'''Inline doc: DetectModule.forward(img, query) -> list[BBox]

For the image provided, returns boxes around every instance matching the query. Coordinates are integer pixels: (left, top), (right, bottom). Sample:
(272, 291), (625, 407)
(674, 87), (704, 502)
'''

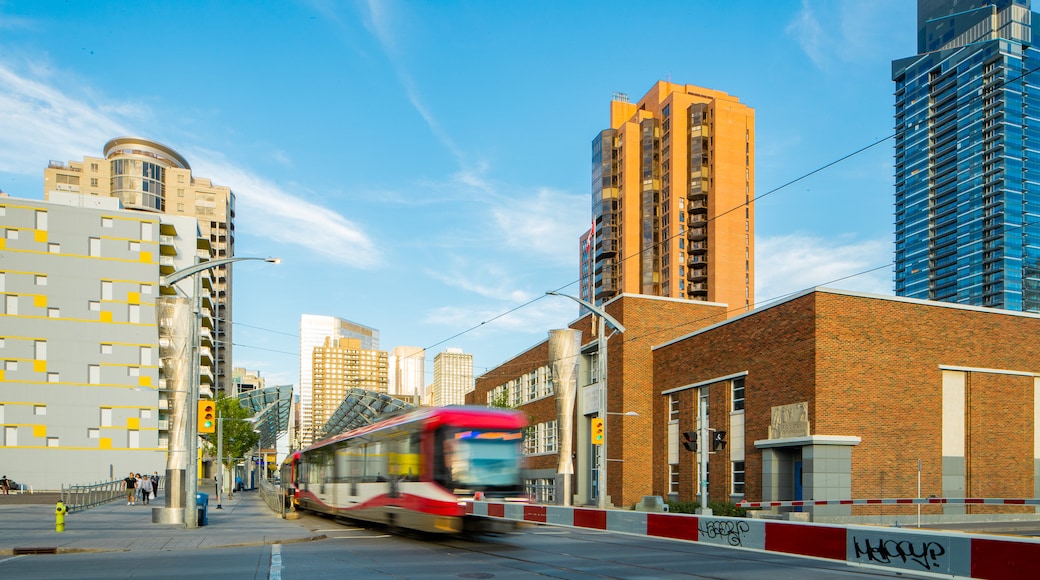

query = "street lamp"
(545, 291), (625, 509)
(156, 256), (279, 528)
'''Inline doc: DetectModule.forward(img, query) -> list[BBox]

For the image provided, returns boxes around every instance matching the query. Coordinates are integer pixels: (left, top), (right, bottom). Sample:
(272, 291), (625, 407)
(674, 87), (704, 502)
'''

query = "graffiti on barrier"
(851, 535), (946, 571)
(698, 520), (751, 547)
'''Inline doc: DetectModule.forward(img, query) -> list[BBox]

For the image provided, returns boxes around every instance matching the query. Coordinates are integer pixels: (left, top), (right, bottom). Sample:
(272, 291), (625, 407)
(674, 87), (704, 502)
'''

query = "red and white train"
(281, 405), (528, 534)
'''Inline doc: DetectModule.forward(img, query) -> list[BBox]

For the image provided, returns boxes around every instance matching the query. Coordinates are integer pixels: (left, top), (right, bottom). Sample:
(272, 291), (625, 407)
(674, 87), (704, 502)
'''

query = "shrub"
(663, 500), (747, 517)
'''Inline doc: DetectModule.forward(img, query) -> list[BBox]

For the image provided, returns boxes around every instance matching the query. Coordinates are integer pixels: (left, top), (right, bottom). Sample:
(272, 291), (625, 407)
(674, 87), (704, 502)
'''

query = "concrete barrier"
(466, 501), (1040, 579)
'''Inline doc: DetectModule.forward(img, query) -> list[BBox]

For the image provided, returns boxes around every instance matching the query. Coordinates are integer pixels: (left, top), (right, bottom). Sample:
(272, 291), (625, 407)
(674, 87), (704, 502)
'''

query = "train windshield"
(440, 428), (523, 489)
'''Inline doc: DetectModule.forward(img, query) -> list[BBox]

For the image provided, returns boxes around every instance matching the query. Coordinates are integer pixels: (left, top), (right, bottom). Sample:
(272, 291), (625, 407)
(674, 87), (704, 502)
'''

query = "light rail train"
(281, 406), (527, 534)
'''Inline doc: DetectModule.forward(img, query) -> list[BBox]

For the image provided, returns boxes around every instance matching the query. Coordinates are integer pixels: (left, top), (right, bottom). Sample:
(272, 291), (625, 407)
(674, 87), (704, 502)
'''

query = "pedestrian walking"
(139, 474), (153, 505)
(124, 472), (137, 505)
(0, 475), (10, 495)
(135, 474), (145, 504)
(151, 472), (159, 501)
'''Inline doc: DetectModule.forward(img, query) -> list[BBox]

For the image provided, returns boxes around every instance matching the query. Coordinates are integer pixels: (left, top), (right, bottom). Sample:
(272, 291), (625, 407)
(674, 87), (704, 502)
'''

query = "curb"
(1, 534), (327, 556)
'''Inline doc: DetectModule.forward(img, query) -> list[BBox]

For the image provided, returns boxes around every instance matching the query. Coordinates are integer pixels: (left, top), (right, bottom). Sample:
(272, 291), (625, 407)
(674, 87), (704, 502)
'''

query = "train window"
(435, 427), (524, 491)
(363, 442), (387, 482)
(387, 431), (420, 481)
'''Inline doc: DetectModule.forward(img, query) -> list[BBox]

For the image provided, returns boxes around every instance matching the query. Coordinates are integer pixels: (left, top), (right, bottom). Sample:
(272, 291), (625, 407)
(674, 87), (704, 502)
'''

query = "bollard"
(55, 500), (68, 532)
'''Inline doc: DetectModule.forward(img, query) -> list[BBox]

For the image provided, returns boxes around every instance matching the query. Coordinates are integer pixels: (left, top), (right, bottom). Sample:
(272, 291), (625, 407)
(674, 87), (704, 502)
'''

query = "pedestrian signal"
(682, 431), (698, 452)
(591, 417), (604, 445)
(198, 400), (216, 433)
(712, 429), (727, 452)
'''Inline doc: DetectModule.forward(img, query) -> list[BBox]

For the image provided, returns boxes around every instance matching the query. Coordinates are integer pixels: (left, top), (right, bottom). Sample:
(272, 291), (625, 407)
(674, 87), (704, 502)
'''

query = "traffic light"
(711, 429), (727, 452)
(591, 417), (604, 445)
(198, 400), (216, 433)
(682, 431), (698, 452)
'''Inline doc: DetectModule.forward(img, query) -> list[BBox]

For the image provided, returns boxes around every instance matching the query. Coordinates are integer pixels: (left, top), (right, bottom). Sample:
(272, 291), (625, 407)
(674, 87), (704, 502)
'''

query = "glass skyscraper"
(893, 0), (1040, 311)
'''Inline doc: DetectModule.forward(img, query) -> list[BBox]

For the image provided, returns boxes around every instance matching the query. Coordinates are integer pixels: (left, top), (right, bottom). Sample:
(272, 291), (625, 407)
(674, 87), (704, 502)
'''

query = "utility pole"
(697, 395), (712, 515)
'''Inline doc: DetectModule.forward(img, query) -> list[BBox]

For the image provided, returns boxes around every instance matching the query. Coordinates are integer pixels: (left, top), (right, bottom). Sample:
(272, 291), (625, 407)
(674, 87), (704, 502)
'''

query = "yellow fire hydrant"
(55, 500), (67, 532)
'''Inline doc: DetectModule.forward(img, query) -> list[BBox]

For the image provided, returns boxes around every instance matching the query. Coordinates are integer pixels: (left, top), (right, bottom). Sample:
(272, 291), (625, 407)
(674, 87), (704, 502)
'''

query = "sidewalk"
(0, 490), (325, 555)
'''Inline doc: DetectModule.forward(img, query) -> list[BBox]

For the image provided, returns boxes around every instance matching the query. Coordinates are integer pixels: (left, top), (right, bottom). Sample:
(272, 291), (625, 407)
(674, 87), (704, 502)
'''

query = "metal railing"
(61, 478), (164, 513)
(257, 477), (294, 519)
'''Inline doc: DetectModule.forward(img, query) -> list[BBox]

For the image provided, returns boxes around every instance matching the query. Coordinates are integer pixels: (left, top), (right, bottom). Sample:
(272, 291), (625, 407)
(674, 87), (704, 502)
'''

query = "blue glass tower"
(893, 0), (1040, 312)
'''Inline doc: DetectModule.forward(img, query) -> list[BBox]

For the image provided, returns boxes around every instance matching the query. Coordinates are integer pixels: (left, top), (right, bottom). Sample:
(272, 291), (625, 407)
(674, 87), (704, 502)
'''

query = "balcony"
(689, 212), (708, 227)
(688, 268), (707, 281)
(159, 255), (176, 275)
(688, 255), (707, 267)
(686, 227), (707, 241)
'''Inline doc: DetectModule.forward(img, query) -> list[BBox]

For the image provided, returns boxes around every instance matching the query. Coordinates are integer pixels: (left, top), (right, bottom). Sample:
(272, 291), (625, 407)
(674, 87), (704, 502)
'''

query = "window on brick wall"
(732, 377), (745, 412)
(732, 461), (745, 495)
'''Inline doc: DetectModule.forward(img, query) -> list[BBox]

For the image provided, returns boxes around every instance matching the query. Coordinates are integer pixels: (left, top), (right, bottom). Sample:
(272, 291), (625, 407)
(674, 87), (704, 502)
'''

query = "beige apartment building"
(43, 137), (237, 395)
(311, 337), (389, 439)
(587, 81), (755, 313)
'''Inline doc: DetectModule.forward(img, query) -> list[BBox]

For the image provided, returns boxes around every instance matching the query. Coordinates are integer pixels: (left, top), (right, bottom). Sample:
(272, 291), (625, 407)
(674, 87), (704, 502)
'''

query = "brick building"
(654, 288), (1040, 521)
(470, 288), (1040, 522)
(468, 294), (729, 508)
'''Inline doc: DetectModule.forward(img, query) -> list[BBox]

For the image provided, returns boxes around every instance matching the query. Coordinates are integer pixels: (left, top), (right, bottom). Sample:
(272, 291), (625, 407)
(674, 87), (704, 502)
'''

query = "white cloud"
(424, 295), (573, 338)
(787, 0), (827, 69)
(787, 0), (907, 70)
(491, 187), (588, 266)
(0, 60), (378, 269)
(191, 155), (381, 269)
(426, 261), (529, 302)
(0, 63), (133, 173)
(755, 233), (893, 303)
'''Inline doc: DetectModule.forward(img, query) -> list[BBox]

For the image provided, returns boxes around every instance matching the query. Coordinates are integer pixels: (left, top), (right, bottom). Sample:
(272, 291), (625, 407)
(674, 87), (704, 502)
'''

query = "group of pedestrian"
(124, 471), (160, 506)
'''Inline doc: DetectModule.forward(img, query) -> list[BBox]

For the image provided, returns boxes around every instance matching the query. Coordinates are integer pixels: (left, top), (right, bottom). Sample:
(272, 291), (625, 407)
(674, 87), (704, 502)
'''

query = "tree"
(488, 389), (514, 409)
(206, 396), (260, 472)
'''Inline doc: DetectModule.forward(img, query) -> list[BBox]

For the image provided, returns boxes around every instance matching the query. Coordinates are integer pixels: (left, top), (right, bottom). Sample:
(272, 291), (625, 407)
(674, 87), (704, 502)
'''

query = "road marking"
(316, 528), (363, 532)
(0, 555), (27, 566)
(269, 543), (282, 580)
(332, 535), (391, 539)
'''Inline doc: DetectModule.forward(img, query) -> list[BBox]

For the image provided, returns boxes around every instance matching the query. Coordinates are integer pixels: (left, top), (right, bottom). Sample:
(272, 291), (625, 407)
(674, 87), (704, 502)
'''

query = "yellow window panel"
(100, 311), (112, 322)
(0, 370), (4, 382)
(128, 291), (140, 305)
(99, 437), (112, 449)
(33, 425), (46, 438)
(0, 239), (5, 250)
(34, 230), (47, 243)
(138, 375), (152, 387)
(127, 417), (140, 429)
(34, 360), (46, 373)
(34, 295), (47, 308)
(139, 251), (153, 263)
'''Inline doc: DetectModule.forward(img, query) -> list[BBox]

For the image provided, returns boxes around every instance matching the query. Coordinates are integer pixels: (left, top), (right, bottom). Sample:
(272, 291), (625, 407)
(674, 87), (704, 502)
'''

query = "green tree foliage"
(210, 396), (260, 469)
(487, 390), (513, 409)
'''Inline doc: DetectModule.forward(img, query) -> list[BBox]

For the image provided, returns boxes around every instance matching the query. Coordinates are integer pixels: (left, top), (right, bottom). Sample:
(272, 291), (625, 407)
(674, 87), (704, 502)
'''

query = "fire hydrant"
(55, 500), (67, 532)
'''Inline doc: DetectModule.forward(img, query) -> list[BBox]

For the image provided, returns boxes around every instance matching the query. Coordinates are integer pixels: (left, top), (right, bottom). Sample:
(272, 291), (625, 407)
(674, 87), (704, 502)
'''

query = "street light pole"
(215, 407), (223, 509)
(545, 292), (625, 509)
(160, 256), (279, 528)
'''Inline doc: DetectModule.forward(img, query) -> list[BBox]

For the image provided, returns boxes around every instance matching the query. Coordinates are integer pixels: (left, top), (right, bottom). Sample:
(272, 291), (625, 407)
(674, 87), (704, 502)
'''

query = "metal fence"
(257, 476), (294, 519)
(61, 478), (163, 513)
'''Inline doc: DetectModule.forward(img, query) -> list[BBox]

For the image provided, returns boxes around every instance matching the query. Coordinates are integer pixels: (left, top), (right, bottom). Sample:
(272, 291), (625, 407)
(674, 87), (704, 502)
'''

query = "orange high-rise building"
(587, 81), (754, 313)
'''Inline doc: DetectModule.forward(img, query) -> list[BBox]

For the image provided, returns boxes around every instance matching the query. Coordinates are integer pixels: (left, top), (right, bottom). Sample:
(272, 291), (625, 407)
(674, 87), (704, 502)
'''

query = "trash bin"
(195, 492), (209, 526)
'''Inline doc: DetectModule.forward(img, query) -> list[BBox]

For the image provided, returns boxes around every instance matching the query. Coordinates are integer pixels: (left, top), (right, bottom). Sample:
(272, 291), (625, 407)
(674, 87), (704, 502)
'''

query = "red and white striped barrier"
(466, 501), (1040, 579)
(738, 497), (1040, 508)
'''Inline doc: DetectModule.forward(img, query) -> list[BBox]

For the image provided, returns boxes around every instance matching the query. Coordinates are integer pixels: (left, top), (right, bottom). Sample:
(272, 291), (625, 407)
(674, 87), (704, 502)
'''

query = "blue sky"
(0, 0), (916, 386)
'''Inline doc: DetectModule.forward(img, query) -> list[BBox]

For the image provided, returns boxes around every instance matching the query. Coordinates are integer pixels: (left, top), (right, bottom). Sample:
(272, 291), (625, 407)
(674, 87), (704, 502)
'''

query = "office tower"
(389, 346), (425, 402)
(310, 337), (389, 439)
(587, 81), (755, 312)
(298, 314), (378, 445)
(893, 1), (1040, 310)
(0, 194), (174, 488)
(43, 137), (238, 393)
(432, 348), (473, 406)
(231, 367), (266, 396)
